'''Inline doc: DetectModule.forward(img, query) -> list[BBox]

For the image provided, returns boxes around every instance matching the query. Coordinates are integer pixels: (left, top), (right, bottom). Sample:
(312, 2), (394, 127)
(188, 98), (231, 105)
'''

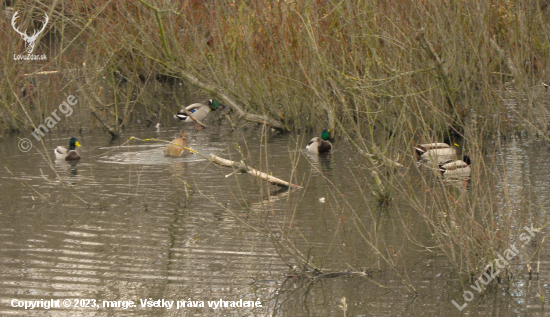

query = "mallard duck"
(163, 132), (188, 156)
(175, 99), (221, 123)
(415, 138), (459, 164)
(306, 129), (332, 154)
(54, 137), (81, 161)
(440, 155), (471, 176)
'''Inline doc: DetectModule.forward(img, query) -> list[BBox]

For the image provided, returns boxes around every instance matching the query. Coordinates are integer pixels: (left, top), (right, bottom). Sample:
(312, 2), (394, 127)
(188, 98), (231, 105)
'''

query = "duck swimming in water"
(415, 138), (459, 164)
(440, 155), (471, 176)
(54, 137), (81, 161)
(306, 129), (332, 154)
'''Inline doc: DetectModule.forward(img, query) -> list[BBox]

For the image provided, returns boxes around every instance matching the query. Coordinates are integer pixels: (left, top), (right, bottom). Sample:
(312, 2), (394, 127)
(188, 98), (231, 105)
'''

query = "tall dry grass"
(2, 0), (549, 293)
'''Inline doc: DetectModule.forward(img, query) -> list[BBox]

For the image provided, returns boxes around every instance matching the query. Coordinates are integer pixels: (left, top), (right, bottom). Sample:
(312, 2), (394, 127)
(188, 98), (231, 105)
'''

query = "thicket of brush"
(2, 0), (549, 296)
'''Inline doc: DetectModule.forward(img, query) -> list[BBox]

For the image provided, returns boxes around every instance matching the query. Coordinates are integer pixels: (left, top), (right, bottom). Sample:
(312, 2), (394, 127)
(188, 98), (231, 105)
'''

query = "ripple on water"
(96, 144), (223, 165)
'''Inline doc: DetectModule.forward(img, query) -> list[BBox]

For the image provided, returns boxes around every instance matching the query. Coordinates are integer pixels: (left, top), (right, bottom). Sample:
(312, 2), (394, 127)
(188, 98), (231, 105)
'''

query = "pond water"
(0, 120), (549, 316)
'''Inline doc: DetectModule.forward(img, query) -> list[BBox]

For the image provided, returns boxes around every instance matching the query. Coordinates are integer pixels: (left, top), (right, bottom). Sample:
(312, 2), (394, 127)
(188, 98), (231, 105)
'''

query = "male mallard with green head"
(163, 132), (188, 157)
(54, 137), (81, 161)
(306, 129), (332, 154)
(175, 99), (221, 124)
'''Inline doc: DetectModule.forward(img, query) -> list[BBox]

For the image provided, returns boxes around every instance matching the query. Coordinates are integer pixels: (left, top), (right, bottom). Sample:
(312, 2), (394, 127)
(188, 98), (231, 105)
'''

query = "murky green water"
(1, 120), (549, 316)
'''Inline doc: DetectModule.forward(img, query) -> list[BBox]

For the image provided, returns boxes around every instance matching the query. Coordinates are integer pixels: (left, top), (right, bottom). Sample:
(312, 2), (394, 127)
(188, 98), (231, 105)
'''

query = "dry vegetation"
(2, 0), (550, 295)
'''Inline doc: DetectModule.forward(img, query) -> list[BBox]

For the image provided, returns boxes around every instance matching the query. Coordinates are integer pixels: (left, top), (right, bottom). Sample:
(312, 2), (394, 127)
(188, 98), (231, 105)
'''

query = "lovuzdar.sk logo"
(12, 11), (48, 60)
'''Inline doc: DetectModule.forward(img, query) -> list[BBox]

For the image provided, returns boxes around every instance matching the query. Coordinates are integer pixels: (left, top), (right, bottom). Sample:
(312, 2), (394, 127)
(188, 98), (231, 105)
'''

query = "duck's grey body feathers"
(54, 137), (81, 161)
(54, 146), (80, 161)
(416, 143), (456, 164)
(440, 157), (471, 178)
(175, 99), (219, 123)
(415, 143), (450, 155)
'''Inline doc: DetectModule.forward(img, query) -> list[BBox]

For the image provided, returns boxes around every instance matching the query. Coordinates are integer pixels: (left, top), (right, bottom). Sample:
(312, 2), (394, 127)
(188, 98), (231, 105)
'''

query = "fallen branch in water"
(210, 154), (301, 188)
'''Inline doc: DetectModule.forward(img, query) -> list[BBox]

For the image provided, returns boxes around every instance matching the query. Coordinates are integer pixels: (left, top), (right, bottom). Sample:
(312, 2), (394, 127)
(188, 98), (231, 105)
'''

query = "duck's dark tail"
(414, 146), (426, 158)
(463, 154), (471, 166)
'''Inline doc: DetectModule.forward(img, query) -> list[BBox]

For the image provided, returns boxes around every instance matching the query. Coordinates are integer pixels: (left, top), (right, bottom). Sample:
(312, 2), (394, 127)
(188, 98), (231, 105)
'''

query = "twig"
(91, 110), (119, 138)
(489, 37), (520, 78)
(416, 28), (455, 111)
(137, 0), (172, 59)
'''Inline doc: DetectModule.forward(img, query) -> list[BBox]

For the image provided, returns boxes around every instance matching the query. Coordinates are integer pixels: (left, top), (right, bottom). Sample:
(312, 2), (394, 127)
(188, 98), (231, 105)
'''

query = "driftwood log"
(210, 154), (301, 188)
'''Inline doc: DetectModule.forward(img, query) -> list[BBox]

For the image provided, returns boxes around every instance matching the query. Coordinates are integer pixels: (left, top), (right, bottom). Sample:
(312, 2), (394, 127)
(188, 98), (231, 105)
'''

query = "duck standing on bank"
(54, 137), (81, 161)
(175, 99), (222, 128)
(306, 129), (333, 154)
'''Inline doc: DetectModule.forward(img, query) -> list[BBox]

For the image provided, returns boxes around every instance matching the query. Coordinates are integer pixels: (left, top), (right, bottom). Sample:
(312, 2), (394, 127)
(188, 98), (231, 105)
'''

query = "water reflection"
(304, 151), (332, 175)
(54, 160), (81, 185)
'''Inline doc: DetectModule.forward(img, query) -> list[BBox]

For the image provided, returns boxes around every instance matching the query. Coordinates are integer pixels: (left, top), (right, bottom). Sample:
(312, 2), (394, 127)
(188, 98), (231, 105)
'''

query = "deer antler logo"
(12, 11), (49, 54)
